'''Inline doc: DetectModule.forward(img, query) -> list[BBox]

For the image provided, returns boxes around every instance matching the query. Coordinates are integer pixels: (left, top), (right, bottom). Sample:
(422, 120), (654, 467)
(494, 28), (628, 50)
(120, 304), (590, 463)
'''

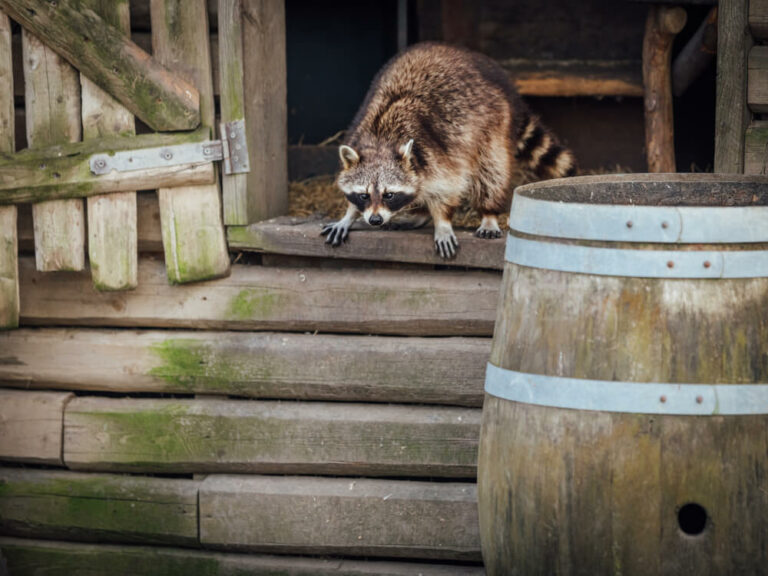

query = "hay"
(288, 165), (633, 230)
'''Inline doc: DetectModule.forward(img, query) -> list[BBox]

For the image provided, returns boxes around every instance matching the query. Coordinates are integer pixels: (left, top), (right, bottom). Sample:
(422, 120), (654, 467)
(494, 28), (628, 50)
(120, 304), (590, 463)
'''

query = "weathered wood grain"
(750, 0), (768, 40)
(0, 389), (72, 465)
(22, 29), (85, 272)
(0, 10), (16, 329)
(748, 46), (768, 114)
(63, 397), (480, 476)
(200, 475), (481, 561)
(241, 0), (289, 221)
(81, 0), (137, 292)
(17, 256), (500, 336)
(715, 0), (752, 173)
(0, 468), (198, 545)
(0, 0), (201, 131)
(130, 0), (218, 31)
(0, 538), (485, 576)
(0, 128), (215, 205)
(0, 329), (489, 406)
(152, 0), (230, 284)
(228, 216), (506, 270)
(744, 121), (768, 175)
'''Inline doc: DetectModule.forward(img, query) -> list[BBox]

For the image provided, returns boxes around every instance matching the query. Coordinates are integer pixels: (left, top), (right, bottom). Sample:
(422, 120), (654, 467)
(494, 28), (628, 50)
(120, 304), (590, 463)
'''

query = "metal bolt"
(696, 395), (704, 404)
(95, 158), (107, 169)
(626, 221), (633, 228)
(161, 150), (173, 160)
(667, 261), (674, 268)
(203, 147), (212, 155)
(703, 261), (711, 269)
(660, 395), (667, 403)
(661, 221), (669, 229)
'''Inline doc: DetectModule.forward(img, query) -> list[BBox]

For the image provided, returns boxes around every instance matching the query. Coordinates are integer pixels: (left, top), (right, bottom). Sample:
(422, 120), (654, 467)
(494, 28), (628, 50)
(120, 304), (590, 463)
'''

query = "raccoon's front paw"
(321, 220), (351, 247)
(475, 216), (502, 239)
(434, 229), (459, 259)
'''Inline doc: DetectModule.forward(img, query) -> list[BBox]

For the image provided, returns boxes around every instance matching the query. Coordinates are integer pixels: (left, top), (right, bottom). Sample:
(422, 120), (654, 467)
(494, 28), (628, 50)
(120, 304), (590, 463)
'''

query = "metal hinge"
(89, 119), (250, 176)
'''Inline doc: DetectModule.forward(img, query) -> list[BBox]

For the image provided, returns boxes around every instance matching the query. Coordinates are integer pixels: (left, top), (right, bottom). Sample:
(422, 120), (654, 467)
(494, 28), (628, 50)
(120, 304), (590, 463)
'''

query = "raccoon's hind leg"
(476, 214), (502, 238)
(471, 160), (509, 240)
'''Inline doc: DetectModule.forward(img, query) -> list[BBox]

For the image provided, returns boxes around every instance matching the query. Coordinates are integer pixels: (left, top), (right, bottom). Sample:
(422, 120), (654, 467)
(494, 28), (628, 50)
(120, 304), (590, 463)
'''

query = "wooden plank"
(0, 0), (201, 131)
(0, 329), (489, 406)
(228, 216), (506, 270)
(241, 0), (289, 221)
(750, 0), (768, 40)
(0, 468), (198, 545)
(200, 475), (480, 561)
(152, 0), (230, 284)
(715, 0), (752, 173)
(0, 128), (215, 205)
(744, 121), (768, 175)
(0, 9), (16, 329)
(22, 29), (85, 271)
(218, 0), (249, 224)
(0, 389), (72, 465)
(0, 538), (485, 576)
(17, 256), (500, 336)
(129, 0), (218, 31)
(748, 46), (768, 114)
(63, 397), (480, 476)
(81, 0), (137, 292)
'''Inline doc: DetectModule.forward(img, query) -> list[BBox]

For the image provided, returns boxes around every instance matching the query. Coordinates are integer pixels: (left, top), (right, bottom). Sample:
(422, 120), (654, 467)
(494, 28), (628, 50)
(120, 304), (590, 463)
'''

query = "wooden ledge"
(227, 216), (506, 270)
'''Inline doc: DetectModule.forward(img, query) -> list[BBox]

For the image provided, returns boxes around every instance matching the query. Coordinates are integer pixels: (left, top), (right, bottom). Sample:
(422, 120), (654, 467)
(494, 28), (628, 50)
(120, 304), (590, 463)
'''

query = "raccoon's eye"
(382, 192), (394, 200)
(358, 193), (370, 201)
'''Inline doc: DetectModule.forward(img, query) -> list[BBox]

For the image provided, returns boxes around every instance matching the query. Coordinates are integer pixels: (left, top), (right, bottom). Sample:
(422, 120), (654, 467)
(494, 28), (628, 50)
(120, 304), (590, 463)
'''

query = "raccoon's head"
(336, 140), (419, 226)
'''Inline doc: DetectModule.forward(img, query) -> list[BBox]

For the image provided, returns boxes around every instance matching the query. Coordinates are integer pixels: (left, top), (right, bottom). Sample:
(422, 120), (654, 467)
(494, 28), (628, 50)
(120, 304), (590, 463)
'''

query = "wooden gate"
(0, 0), (287, 329)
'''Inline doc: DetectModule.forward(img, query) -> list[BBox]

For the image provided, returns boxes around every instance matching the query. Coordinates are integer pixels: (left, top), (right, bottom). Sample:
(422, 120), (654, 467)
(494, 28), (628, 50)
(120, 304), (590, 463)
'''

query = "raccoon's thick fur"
(321, 42), (577, 258)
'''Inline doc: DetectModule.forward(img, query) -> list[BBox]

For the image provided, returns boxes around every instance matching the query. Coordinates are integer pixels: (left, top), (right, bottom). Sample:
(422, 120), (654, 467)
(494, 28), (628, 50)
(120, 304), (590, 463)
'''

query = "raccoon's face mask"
(336, 141), (418, 226)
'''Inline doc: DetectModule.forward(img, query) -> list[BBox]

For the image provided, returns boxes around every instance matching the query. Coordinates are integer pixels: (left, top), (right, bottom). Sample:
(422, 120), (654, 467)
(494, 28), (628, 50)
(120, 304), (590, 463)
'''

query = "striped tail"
(515, 115), (577, 179)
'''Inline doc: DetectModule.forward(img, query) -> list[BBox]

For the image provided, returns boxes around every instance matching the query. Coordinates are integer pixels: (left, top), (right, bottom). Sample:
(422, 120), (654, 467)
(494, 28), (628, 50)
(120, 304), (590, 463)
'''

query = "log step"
(0, 328), (489, 407)
(0, 537), (485, 575)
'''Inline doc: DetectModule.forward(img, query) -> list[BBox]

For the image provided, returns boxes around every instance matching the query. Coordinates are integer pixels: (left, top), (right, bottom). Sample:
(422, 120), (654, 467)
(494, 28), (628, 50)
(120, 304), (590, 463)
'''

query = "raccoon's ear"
(339, 145), (360, 170)
(398, 139), (415, 163)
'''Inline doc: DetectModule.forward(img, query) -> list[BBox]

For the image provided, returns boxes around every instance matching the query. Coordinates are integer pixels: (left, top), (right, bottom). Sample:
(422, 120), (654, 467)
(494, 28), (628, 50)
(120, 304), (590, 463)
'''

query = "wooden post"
(672, 7), (717, 97)
(716, 0), (752, 173)
(242, 0), (288, 221)
(82, 0), (137, 291)
(642, 5), (687, 173)
(23, 29), (85, 271)
(151, 0), (230, 284)
(0, 9), (17, 328)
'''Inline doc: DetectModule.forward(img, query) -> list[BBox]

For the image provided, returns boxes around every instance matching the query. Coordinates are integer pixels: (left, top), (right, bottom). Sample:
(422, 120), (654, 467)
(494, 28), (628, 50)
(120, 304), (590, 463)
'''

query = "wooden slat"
(0, 9), (16, 329)
(748, 46), (768, 114)
(22, 29), (85, 272)
(715, 0), (752, 173)
(0, 329), (489, 407)
(17, 257), (500, 336)
(63, 397), (480, 476)
(152, 0), (230, 284)
(82, 0), (137, 292)
(0, 538), (485, 576)
(0, 389), (72, 465)
(129, 0), (218, 31)
(200, 475), (481, 561)
(745, 121), (768, 175)
(750, 0), (768, 40)
(0, 0), (201, 131)
(218, 0), (249, 224)
(0, 128), (215, 206)
(0, 468), (198, 545)
(228, 216), (506, 270)
(241, 0), (289, 221)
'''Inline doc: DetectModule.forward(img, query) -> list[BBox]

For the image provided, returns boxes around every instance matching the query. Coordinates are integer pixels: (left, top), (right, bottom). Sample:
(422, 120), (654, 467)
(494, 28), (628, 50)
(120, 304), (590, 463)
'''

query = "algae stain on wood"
(226, 288), (281, 320)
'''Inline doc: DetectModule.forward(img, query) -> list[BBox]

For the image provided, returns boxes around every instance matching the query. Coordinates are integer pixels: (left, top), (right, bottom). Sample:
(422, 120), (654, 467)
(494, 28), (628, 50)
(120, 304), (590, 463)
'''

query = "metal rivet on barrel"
(667, 261), (675, 268)
(660, 395), (667, 403)
(161, 150), (173, 160)
(626, 221), (633, 228)
(661, 221), (669, 229)
(696, 395), (703, 404)
(703, 261), (711, 269)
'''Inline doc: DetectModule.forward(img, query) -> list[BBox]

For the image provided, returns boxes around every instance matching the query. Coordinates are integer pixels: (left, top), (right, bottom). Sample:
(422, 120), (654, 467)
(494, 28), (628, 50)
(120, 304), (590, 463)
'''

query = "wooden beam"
(241, 0), (289, 221)
(642, 5), (687, 172)
(0, 537), (486, 575)
(0, 9), (17, 329)
(63, 397), (480, 477)
(228, 216), (506, 270)
(743, 121), (768, 175)
(0, 0), (201, 131)
(750, 0), (768, 40)
(199, 475), (481, 561)
(0, 128), (214, 205)
(0, 468), (199, 545)
(672, 7), (717, 97)
(0, 328), (489, 407)
(152, 0), (230, 284)
(715, 0), (752, 173)
(129, 0), (218, 31)
(82, 0), (137, 292)
(23, 28), (85, 271)
(0, 389), (72, 465)
(748, 46), (768, 113)
(17, 256), (500, 336)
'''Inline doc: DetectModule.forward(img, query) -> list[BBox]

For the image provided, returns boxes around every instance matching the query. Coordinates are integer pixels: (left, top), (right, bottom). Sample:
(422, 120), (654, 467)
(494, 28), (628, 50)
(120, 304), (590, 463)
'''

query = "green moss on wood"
(227, 288), (282, 320)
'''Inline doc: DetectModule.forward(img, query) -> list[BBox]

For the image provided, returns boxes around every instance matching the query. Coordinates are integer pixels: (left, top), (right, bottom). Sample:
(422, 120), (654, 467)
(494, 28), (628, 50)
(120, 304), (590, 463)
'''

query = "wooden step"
(0, 328), (489, 407)
(0, 537), (485, 576)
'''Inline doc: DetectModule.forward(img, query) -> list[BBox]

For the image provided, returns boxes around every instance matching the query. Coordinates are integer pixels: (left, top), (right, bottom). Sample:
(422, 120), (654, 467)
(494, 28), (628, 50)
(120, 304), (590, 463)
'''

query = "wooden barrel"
(478, 174), (768, 576)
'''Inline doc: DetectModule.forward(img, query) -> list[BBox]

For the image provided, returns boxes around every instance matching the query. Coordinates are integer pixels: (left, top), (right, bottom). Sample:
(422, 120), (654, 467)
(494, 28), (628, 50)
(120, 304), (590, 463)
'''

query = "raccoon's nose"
(369, 214), (383, 226)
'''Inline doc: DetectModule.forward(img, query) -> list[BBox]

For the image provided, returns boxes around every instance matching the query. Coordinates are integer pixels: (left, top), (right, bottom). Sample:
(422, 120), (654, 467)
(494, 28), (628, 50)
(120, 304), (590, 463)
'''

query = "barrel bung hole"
(678, 503), (708, 536)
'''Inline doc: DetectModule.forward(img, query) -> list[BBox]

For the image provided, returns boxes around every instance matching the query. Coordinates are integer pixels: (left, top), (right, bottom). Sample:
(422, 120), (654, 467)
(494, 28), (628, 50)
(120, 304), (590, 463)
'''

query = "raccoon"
(321, 42), (577, 258)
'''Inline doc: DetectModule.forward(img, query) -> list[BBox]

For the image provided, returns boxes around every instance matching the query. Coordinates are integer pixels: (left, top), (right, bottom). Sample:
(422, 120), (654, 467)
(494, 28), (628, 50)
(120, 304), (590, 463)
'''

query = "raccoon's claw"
(434, 231), (459, 259)
(475, 226), (502, 239)
(321, 221), (350, 247)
